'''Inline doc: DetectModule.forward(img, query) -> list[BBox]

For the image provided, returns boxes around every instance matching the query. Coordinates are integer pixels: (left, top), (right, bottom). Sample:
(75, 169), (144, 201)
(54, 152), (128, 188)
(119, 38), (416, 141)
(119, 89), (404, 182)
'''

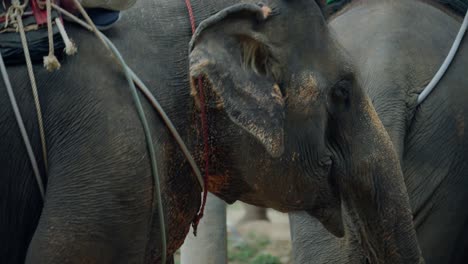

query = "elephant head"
(189, 1), (422, 261)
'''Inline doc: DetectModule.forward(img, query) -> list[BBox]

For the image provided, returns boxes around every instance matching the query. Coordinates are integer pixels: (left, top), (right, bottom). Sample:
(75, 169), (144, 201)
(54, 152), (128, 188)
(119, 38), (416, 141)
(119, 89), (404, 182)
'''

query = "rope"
(0, 50), (45, 200)
(51, 3), (92, 30)
(71, 0), (110, 49)
(43, 0), (60, 71)
(417, 9), (468, 104)
(55, 17), (77, 55)
(184, 0), (209, 236)
(4, 0), (28, 28)
(11, 0), (49, 176)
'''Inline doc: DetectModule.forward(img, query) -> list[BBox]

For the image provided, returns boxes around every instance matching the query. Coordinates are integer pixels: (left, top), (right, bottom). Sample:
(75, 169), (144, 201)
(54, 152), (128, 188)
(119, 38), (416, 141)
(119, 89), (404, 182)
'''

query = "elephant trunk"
(336, 95), (423, 263)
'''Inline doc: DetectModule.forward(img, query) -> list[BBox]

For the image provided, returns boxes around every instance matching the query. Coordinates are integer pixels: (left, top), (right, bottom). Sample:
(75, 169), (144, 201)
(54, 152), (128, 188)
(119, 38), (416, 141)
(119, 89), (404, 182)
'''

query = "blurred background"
(174, 200), (292, 264)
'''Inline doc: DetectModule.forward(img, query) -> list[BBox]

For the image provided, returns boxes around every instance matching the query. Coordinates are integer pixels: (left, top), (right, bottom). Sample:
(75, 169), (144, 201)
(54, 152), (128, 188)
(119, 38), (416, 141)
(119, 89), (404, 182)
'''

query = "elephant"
(290, 0), (468, 263)
(1, 0), (421, 263)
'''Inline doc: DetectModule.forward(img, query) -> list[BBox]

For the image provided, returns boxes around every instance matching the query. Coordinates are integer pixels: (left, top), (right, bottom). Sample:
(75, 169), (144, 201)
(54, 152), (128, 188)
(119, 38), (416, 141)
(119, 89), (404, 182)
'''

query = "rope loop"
(5, 0), (28, 28)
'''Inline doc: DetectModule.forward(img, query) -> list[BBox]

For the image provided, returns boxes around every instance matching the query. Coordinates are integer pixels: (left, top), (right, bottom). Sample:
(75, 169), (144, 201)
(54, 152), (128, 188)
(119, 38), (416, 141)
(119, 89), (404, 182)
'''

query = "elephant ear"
(189, 3), (285, 157)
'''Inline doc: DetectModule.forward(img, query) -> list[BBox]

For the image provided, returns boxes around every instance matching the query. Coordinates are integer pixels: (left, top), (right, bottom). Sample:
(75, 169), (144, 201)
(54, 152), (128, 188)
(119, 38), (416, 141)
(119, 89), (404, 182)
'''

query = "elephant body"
(1, 1), (242, 263)
(290, 0), (468, 263)
(1, 3), (200, 262)
(4, 0), (402, 263)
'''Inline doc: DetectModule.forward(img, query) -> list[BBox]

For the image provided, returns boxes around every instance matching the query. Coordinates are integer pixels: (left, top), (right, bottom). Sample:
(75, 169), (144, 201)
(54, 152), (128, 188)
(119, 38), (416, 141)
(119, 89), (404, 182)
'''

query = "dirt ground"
(175, 202), (292, 264)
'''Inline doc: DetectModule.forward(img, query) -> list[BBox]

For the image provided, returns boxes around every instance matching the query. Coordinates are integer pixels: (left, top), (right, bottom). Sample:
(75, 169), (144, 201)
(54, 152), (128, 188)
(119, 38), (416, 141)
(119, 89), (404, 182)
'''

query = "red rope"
(185, 0), (197, 34)
(185, 0), (209, 236)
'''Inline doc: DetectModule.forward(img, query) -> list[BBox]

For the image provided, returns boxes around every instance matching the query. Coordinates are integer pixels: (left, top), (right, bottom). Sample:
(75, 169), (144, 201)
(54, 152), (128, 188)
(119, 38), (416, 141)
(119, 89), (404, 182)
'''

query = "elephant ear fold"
(189, 3), (285, 157)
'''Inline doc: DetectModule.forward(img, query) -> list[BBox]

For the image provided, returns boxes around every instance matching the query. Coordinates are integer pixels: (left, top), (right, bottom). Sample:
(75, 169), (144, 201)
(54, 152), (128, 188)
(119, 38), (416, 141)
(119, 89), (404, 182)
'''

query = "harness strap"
(417, 9), (468, 104)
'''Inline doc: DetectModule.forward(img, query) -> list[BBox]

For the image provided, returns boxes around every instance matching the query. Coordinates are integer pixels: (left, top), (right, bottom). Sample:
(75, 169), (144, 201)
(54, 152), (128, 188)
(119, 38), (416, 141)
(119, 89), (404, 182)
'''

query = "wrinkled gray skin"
(0, 0), (422, 263)
(290, 0), (468, 263)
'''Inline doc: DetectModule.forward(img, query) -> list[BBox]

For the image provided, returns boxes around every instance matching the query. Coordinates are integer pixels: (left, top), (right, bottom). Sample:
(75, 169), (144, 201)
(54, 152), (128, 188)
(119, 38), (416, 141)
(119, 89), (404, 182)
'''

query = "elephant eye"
(332, 78), (352, 101)
(330, 74), (354, 111)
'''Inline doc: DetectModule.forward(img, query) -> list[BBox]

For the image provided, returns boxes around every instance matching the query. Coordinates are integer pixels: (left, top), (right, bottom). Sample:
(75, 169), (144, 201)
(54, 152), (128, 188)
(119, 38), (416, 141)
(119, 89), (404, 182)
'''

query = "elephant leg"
(25, 130), (155, 263)
(238, 204), (269, 224)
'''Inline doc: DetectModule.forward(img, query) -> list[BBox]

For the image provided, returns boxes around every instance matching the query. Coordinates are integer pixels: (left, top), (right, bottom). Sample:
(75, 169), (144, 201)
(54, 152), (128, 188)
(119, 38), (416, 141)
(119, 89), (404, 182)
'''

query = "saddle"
(0, 0), (64, 65)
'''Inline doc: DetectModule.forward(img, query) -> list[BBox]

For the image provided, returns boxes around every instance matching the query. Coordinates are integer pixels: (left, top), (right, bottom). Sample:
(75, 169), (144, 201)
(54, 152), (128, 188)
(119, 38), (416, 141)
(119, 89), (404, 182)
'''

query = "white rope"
(417, 9), (468, 105)
(43, 0), (60, 71)
(55, 17), (77, 55)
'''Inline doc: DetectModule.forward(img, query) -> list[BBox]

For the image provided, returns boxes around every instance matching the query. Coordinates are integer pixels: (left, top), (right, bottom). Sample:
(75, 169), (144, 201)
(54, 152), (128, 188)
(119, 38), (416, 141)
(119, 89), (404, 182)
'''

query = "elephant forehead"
(291, 73), (319, 102)
(287, 73), (320, 115)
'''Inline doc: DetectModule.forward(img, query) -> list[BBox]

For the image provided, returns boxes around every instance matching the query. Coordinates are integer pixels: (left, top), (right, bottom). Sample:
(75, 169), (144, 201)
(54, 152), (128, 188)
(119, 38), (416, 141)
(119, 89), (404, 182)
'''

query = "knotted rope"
(43, 0), (60, 70)
(55, 16), (77, 55)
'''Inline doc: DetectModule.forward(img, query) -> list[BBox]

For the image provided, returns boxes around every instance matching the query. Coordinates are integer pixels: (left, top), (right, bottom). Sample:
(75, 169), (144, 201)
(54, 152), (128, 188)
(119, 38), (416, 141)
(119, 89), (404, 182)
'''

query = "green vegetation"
(227, 233), (284, 264)
(252, 254), (282, 264)
(228, 242), (258, 262)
